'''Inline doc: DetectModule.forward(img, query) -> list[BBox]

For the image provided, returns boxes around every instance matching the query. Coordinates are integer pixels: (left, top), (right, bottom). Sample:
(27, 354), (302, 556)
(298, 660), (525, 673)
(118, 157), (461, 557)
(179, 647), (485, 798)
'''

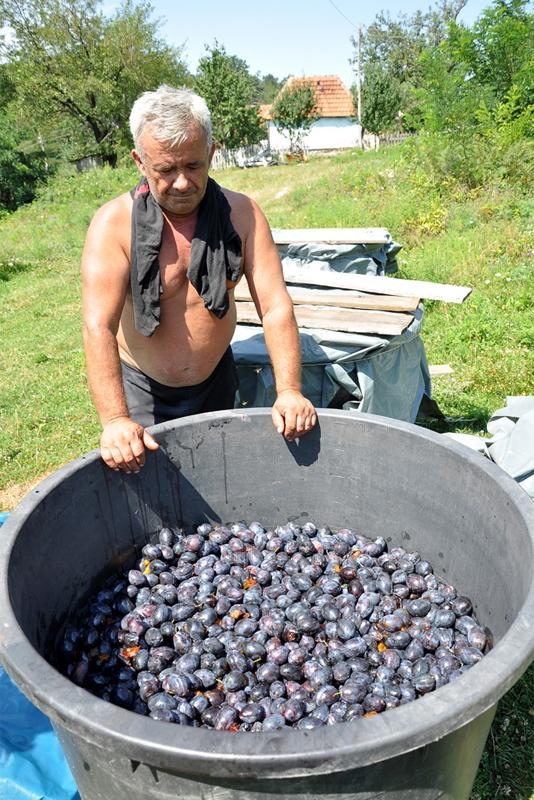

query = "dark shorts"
(120, 347), (239, 428)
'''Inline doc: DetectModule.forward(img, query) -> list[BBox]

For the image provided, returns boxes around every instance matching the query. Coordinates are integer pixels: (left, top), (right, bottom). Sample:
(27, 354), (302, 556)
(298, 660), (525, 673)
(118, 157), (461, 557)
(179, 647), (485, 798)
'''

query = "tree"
(358, 63), (403, 135)
(353, 1), (468, 127)
(413, 0), (533, 133)
(358, 2), (466, 80)
(0, 58), (48, 212)
(468, 0), (533, 107)
(254, 73), (285, 104)
(0, 63), (15, 108)
(270, 80), (318, 156)
(401, 0), (534, 190)
(0, 0), (189, 165)
(194, 42), (264, 150)
(0, 111), (48, 211)
(414, 35), (484, 133)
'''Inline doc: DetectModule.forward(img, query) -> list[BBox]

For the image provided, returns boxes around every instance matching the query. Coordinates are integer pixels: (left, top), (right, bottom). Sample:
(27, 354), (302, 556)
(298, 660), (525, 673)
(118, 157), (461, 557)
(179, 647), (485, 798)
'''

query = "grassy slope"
(0, 146), (532, 798)
(0, 164), (133, 502)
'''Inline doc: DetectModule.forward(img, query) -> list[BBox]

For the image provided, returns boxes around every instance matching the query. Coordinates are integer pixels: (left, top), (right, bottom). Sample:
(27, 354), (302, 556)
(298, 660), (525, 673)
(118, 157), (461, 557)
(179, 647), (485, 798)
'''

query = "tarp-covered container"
(275, 235), (401, 276)
(232, 235), (431, 422)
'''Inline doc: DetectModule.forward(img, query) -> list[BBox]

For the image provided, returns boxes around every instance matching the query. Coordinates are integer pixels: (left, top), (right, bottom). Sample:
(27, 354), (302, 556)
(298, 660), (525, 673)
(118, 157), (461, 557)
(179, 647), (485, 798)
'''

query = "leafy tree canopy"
(194, 42), (264, 150)
(469, 0), (534, 106)
(356, 1), (467, 86)
(0, 109), (48, 211)
(355, 0), (533, 133)
(352, 1), (468, 130)
(358, 64), (403, 135)
(412, 0), (533, 132)
(0, 63), (15, 108)
(0, 0), (189, 164)
(271, 80), (318, 155)
(253, 73), (286, 104)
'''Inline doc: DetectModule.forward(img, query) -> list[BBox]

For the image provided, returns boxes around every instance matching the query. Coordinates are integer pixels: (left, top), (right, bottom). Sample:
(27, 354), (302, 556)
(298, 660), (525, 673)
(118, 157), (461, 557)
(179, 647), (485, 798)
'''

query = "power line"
(325, 0), (358, 30)
(325, 0), (363, 134)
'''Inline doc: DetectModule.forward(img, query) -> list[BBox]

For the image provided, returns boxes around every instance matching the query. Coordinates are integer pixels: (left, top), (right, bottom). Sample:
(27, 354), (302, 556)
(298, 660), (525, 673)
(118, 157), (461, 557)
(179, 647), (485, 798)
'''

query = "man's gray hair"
(129, 85), (212, 153)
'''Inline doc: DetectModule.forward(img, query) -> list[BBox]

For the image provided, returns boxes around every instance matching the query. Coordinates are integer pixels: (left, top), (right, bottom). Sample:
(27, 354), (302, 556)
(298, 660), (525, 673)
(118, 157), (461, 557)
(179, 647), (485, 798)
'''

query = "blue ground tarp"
(0, 514), (79, 800)
(0, 665), (79, 800)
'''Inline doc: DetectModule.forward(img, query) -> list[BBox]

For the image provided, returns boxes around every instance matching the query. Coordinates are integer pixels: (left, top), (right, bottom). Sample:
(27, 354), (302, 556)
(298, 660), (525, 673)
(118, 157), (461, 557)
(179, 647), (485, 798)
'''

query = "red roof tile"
(261, 75), (355, 120)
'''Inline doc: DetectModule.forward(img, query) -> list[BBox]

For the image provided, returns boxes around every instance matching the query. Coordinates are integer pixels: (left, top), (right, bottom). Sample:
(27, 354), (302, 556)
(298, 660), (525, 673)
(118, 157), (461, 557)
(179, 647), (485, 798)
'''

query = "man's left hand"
(272, 390), (317, 441)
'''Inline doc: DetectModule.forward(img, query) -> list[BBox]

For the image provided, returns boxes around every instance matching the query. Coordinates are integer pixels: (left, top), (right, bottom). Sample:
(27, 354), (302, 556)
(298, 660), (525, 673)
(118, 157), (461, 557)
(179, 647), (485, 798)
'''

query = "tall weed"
(402, 112), (534, 195)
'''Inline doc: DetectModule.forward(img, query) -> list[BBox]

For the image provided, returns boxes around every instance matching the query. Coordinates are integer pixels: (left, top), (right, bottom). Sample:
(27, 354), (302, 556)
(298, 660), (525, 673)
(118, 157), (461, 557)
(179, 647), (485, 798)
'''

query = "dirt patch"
(0, 473), (51, 512)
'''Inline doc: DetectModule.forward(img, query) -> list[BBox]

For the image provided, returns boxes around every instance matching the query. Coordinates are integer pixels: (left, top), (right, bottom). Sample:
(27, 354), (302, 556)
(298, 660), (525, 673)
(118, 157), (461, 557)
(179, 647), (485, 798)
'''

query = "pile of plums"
(60, 521), (491, 731)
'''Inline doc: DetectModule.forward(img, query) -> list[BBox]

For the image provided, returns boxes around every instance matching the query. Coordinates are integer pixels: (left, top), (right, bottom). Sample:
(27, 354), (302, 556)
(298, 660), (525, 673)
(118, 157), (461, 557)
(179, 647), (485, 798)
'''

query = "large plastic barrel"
(1, 410), (533, 800)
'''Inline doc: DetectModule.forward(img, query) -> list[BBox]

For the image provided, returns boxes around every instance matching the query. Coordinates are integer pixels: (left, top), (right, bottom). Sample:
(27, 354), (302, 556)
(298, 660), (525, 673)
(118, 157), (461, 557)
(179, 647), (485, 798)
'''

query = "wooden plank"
(236, 301), (414, 336)
(234, 281), (420, 312)
(283, 265), (472, 304)
(429, 364), (454, 377)
(273, 227), (390, 245)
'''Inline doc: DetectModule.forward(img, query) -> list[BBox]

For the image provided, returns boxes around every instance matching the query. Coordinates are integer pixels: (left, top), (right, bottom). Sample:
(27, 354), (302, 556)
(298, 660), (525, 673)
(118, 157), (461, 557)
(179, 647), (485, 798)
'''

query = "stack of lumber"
(235, 228), (472, 337)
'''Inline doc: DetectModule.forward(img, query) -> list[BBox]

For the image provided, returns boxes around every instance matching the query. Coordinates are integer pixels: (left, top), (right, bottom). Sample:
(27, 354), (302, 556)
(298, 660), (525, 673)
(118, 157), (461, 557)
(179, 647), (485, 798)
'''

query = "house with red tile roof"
(261, 75), (362, 152)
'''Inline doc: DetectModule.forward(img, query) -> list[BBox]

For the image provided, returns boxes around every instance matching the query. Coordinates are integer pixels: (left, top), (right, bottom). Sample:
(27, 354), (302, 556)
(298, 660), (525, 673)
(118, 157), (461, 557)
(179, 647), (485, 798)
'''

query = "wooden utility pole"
(357, 26), (363, 122)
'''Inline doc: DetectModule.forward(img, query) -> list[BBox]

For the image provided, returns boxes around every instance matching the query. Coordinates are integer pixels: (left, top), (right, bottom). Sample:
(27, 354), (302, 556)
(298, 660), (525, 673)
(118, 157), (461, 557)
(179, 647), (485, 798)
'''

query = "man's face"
(132, 125), (215, 216)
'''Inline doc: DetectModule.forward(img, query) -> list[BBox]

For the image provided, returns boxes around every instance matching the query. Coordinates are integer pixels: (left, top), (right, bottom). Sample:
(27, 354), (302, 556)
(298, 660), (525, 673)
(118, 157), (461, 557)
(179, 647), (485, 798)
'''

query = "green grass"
(0, 144), (533, 798)
(472, 664), (534, 800)
(0, 162), (137, 492)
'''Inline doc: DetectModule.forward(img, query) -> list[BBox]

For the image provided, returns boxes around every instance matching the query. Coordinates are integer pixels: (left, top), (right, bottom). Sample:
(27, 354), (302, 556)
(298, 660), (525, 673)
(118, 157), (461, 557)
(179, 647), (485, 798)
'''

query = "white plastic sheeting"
(445, 397), (534, 499)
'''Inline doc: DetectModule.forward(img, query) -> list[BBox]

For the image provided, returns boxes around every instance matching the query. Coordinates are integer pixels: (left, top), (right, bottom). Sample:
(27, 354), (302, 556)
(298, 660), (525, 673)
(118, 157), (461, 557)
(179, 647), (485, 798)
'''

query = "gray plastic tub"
(1, 409), (533, 800)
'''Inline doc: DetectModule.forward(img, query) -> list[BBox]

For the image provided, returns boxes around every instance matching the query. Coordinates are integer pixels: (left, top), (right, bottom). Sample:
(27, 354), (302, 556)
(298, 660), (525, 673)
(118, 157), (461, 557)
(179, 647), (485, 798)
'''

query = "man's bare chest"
(158, 218), (195, 299)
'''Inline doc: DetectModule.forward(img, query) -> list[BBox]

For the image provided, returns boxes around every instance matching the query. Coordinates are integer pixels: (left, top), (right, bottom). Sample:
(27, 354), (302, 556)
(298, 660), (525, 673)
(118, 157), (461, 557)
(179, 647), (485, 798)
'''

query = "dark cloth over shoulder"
(130, 177), (242, 336)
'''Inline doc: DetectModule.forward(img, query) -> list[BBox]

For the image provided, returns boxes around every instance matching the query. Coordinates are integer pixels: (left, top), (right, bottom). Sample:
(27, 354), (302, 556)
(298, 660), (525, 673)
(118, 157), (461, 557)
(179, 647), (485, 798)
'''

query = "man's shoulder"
(217, 185), (275, 260)
(220, 186), (254, 213)
(219, 186), (267, 233)
(84, 192), (133, 260)
(91, 191), (132, 230)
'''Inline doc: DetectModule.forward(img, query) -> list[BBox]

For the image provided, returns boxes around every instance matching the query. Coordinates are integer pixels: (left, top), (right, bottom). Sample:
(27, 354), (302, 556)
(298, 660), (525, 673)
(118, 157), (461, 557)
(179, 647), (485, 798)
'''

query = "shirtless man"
(82, 85), (317, 474)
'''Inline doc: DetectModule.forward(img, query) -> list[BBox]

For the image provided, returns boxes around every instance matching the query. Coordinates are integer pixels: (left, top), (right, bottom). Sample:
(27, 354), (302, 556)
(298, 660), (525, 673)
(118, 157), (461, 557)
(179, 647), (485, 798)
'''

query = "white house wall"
(268, 118), (362, 151)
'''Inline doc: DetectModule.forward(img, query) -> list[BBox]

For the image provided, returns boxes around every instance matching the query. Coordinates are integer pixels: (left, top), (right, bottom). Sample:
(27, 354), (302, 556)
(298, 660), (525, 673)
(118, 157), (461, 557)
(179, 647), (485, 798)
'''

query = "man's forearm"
(261, 306), (302, 393)
(83, 326), (129, 427)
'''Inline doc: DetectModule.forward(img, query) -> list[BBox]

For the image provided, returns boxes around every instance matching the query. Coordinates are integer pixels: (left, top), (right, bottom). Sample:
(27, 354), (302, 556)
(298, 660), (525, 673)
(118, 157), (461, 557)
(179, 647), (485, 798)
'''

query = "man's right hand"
(100, 417), (159, 473)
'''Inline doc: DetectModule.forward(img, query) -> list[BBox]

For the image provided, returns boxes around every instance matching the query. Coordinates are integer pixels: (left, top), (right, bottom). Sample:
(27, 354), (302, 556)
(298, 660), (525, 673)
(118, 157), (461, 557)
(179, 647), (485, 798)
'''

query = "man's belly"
(118, 301), (237, 387)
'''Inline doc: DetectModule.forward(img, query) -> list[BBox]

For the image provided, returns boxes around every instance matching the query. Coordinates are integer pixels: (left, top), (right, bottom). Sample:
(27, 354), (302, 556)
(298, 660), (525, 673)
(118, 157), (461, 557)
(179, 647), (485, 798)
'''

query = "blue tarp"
(0, 514), (79, 800)
(0, 664), (79, 800)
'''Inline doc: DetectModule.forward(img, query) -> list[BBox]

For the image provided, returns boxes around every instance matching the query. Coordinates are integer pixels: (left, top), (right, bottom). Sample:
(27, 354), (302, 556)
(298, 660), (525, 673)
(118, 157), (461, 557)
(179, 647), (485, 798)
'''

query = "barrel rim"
(1, 409), (533, 778)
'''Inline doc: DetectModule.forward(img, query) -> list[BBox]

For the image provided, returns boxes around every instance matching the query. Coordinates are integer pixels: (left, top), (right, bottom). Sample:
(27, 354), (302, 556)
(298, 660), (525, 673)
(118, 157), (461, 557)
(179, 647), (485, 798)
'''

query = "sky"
(146, 0), (494, 88)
